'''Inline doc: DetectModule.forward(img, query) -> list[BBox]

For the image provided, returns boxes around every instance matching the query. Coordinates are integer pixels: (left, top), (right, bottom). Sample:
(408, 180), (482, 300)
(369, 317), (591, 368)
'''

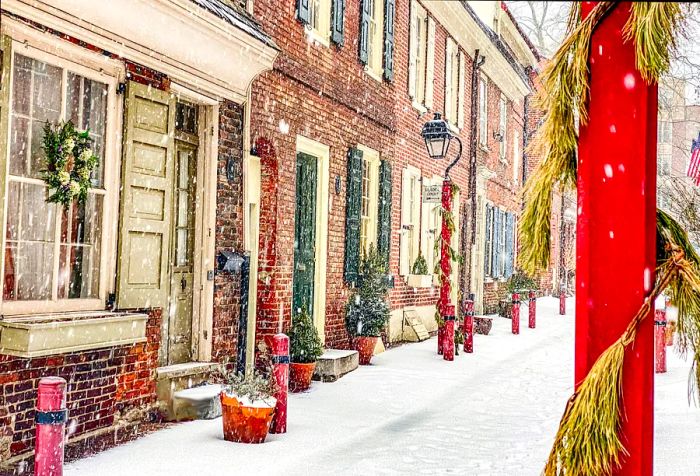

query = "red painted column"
(511, 293), (520, 335)
(437, 327), (444, 355)
(438, 179), (454, 361)
(654, 310), (667, 374)
(463, 299), (474, 353)
(576, 3), (656, 474)
(559, 289), (566, 315)
(35, 377), (67, 476)
(528, 290), (536, 329)
(269, 333), (289, 434)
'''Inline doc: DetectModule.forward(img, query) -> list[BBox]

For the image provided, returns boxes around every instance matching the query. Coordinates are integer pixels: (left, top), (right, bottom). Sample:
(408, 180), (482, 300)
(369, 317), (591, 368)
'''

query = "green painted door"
(292, 152), (317, 316)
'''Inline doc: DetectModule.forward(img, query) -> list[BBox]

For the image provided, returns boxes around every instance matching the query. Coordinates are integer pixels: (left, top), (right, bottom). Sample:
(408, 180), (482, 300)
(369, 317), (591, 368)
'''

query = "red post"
(437, 179), (454, 361)
(559, 289), (566, 315)
(269, 333), (289, 434)
(437, 327), (444, 355)
(463, 299), (474, 353)
(511, 293), (520, 335)
(35, 377), (67, 476)
(576, 3), (656, 473)
(654, 310), (667, 374)
(528, 290), (536, 329)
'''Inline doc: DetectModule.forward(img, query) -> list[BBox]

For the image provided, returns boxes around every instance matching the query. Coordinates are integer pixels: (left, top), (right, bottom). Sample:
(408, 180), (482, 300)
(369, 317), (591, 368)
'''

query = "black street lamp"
(420, 112), (463, 178)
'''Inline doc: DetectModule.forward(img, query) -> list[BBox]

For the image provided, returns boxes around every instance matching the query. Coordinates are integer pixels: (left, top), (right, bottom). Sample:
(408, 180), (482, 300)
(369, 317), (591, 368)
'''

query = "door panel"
(292, 152), (317, 316)
(117, 81), (175, 309)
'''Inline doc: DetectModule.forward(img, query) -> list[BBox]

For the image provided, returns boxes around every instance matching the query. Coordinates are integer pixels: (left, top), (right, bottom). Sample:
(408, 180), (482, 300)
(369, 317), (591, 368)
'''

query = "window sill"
(364, 66), (384, 83)
(479, 144), (489, 153)
(0, 311), (148, 357)
(447, 122), (460, 135)
(411, 101), (428, 115)
(305, 27), (330, 47)
(407, 274), (433, 288)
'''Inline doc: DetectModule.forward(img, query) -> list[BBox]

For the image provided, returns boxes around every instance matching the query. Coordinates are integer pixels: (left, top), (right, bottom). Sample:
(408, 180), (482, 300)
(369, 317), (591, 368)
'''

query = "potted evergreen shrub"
(219, 369), (277, 444)
(407, 251), (433, 288)
(288, 307), (324, 393)
(346, 244), (390, 365)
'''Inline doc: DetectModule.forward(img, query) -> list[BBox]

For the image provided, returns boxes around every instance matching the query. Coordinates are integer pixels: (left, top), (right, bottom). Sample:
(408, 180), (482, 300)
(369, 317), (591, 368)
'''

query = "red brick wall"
(0, 309), (161, 466)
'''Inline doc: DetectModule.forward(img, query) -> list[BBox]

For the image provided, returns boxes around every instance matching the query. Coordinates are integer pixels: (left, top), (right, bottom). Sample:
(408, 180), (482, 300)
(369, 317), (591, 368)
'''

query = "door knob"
(181, 277), (187, 291)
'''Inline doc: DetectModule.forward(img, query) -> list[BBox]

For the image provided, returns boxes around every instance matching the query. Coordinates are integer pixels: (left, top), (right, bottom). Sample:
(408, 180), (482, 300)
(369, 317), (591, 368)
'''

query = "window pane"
(176, 228), (189, 266)
(57, 194), (102, 299)
(9, 116), (29, 176)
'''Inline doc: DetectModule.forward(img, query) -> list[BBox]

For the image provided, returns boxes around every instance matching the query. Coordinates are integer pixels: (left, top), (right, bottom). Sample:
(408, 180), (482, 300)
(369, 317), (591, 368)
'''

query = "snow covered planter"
(219, 370), (277, 444)
(345, 245), (390, 365)
(288, 307), (323, 393)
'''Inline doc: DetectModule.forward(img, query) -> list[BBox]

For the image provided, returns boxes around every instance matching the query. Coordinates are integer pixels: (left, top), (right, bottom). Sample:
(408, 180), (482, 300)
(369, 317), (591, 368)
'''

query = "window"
(400, 166), (421, 274)
(479, 77), (488, 147)
(513, 132), (520, 183)
(410, 2), (428, 105)
(444, 39), (462, 127)
(367, 0), (385, 77)
(307, 0), (332, 44)
(421, 176), (441, 274)
(499, 96), (507, 160)
(358, 146), (380, 254)
(658, 154), (671, 176)
(658, 120), (672, 143)
(484, 206), (514, 279)
(3, 52), (112, 309)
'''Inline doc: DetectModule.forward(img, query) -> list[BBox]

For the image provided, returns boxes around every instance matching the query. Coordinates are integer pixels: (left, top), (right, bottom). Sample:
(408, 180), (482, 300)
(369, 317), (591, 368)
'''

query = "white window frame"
(513, 131), (520, 183)
(445, 39), (461, 128)
(366, 0), (385, 80)
(358, 144), (381, 254)
(479, 76), (488, 148)
(305, 0), (332, 46)
(409, 2), (428, 108)
(400, 165), (421, 275)
(421, 175), (442, 275)
(499, 95), (507, 161)
(1, 31), (122, 315)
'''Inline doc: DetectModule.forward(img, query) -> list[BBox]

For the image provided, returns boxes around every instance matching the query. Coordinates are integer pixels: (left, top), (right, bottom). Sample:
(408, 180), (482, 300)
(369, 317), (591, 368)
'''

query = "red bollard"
(463, 299), (474, 353)
(511, 293), (520, 335)
(443, 306), (455, 361)
(655, 310), (667, 374)
(559, 290), (566, 315)
(437, 326), (444, 355)
(528, 290), (536, 329)
(35, 377), (67, 476)
(269, 333), (289, 434)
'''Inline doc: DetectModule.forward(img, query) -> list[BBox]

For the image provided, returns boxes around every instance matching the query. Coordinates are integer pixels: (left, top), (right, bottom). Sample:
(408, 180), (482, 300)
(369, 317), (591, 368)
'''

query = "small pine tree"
(289, 307), (324, 364)
(412, 251), (429, 275)
(345, 244), (390, 338)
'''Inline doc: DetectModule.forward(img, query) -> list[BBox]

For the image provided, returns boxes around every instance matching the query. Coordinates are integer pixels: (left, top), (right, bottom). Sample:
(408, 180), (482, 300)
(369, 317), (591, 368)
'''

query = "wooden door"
(117, 81), (175, 309)
(292, 152), (317, 316)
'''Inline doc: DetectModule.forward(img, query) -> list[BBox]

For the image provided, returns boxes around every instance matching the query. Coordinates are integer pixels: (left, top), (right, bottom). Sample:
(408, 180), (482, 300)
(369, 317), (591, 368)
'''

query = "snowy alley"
(64, 298), (700, 476)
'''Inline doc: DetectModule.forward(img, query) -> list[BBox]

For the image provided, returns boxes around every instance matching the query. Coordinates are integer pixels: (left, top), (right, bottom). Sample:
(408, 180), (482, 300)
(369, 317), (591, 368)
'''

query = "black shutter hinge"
(117, 82), (127, 95)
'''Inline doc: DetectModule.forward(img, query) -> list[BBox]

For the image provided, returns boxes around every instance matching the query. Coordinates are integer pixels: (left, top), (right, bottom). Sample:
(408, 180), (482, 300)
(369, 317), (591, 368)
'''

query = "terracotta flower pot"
(220, 393), (276, 444)
(474, 316), (493, 335)
(289, 362), (316, 393)
(355, 336), (378, 365)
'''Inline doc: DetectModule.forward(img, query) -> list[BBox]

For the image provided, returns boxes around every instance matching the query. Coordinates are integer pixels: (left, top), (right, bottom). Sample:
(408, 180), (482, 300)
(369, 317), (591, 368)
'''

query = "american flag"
(687, 132), (700, 186)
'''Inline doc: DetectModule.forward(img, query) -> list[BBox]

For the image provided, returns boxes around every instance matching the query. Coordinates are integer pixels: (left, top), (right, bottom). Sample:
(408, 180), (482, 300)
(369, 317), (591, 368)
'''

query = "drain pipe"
(462, 49), (485, 313)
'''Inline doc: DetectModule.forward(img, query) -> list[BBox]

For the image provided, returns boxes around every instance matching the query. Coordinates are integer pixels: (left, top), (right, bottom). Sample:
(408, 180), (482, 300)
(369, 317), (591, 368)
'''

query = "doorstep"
(312, 349), (359, 383)
(172, 384), (222, 421)
(156, 362), (220, 421)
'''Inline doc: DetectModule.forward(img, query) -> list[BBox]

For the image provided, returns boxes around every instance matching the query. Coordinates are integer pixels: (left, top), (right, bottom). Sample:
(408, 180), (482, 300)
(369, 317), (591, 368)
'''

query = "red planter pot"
(289, 362), (316, 393)
(355, 336), (378, 365)
(220, 393), (275, 444)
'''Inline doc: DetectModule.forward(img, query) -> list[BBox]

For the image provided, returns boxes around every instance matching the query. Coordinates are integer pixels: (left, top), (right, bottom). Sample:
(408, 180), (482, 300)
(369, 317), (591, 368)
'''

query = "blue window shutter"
(297, 0), (310, 24)
(331, 0), (345, 46)
(505, 213), (514, 278)
(345, 148), (364, 284)
(484, 204), (492, 276)
(383, 0), (395, 81)
(358, 0), (371, 65)
(377, 160), (392, 267)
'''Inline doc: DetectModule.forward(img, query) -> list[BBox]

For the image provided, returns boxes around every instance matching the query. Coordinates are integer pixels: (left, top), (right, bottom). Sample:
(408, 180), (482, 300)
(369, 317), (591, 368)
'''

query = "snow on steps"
(172, 384), (222, 421)
(312, 349), (359, 382)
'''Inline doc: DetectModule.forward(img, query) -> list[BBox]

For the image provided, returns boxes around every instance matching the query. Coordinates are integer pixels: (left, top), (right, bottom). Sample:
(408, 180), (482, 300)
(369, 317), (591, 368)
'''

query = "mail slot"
(217, 250), (248, 273)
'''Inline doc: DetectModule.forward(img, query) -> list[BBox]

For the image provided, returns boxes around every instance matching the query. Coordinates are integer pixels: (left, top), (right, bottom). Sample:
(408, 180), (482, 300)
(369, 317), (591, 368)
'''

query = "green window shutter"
(331, 0), (345, 46)
(297, 0), (311, 24)
(505, 213), (514, 278)
(358, 0), (371, 65)
(383, 0), (395, 81)
(117, 81), (176, 309)
(344, 148), (363, 284)
(377, 160), (392, 266)
(492, 208), (501, 278)
(484, 204), (492, 276)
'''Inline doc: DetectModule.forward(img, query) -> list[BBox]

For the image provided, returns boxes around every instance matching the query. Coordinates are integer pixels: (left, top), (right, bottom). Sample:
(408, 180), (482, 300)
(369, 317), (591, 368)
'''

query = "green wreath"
(41, 121), (99, 208)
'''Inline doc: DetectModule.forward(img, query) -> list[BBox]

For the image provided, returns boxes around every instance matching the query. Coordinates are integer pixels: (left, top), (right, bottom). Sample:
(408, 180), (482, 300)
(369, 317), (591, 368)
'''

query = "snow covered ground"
(65, 297), (699, 475)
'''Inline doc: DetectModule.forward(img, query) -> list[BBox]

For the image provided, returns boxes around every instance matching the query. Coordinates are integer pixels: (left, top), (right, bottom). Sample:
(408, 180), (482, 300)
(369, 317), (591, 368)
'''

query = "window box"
(0, 311), (147, 357)
(407, 274), (433, 288)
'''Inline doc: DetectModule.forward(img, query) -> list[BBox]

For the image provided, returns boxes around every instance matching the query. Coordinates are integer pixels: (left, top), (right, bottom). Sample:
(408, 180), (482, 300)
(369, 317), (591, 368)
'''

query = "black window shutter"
(377, 160), (392, 266)
(358, 0), (371, 65)
(331, 0), (345, 46)
(383, 0), (395, 81)
(297, 0), (310, 24)
(484, 204), (492, 276)
(345, 148), (364, 284)
(505, 213), (514, 278)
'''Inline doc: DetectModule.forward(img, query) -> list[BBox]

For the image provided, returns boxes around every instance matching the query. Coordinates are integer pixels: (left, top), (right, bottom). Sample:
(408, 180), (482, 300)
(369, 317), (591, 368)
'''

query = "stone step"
(312, 349), (359, 382)
(172, 384), (222, 421)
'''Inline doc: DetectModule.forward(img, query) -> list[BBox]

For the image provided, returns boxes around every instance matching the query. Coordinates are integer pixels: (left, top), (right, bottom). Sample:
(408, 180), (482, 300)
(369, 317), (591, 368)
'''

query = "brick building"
(0, 0), (276, 469)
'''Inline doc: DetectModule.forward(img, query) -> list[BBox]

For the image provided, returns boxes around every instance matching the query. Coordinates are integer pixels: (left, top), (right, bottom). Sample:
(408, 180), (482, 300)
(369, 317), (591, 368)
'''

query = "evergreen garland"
(289, 307), (324, 364)
(41, 121), (99, 208)
(433, 182), (463, 328)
